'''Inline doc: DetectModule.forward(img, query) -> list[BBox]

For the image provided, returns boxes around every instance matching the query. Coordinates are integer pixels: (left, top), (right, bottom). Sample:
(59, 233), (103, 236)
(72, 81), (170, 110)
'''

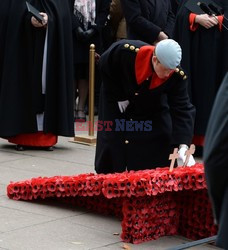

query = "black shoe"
(15, 145), (25, 151)
(75, 110), (86, 122)
(45, 146), (54, 151)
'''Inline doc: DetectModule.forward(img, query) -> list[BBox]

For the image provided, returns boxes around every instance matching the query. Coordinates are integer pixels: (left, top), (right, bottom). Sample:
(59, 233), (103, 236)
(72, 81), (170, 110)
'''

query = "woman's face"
(152, 56), (174, 79)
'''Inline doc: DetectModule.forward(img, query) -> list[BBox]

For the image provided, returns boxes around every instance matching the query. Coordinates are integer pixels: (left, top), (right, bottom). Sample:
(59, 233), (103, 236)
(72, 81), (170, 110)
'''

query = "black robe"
(0, 0), (74, 138)
(174, 0), (228, 138)
(0, 0), (11, 85)
(95, 39), (195, 174)
(203, 73), (228, 249)
(120, 0), (175, 44)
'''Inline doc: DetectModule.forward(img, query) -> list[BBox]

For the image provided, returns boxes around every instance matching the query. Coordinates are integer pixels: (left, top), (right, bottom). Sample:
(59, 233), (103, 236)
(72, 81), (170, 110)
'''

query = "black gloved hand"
(84, 28), (96, 40)
(75, 26), (87, 41)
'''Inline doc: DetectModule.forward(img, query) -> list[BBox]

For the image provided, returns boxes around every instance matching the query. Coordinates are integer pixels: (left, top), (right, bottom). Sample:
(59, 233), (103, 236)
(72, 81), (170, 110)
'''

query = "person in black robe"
(95, 39), (196, 174)
(174, 0), (228, 153)
(203, 72), (228, 249)
(120, 0), (175, 44)
(0, 0), (74, 149)
(0, 0), (12, 85)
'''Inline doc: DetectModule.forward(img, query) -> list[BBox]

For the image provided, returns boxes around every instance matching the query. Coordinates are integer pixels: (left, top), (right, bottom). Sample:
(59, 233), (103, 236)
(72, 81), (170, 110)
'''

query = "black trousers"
(217, 186), (228, 249)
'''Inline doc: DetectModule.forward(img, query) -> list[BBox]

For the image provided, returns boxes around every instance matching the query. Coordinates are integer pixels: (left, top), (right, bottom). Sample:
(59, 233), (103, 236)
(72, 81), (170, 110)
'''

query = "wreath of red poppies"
(7, 163), (217, 243)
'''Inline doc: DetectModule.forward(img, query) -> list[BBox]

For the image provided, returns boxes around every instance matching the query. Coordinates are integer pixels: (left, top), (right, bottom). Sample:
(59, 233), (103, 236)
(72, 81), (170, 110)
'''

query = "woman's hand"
(195, 14), (218, 29)
(31, 12), (48, 28)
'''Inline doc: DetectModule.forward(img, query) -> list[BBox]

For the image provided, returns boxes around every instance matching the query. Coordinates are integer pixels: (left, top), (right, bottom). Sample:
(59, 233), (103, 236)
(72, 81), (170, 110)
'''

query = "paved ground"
(0, 134), (220, 250)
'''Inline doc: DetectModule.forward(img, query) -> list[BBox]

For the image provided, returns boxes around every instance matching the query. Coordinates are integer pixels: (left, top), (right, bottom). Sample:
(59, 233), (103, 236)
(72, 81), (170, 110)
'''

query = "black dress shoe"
(75, 110), (86, 122)
(45, 146), (54, 151)
(15, 145), (25, 151)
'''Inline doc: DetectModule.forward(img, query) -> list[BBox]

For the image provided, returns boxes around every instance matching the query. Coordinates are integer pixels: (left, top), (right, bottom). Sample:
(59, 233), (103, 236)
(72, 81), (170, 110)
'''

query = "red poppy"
(6, 163), (217, 244)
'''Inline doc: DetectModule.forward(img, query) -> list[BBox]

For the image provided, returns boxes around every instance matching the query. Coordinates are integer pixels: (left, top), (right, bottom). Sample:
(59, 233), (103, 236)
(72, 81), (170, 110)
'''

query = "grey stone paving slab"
(0, 150), (27, 163)
(65, 213), (122, 234)
(0, 165), (48, 185)
(29, 146), (96, 166)
(0, 206), (54, 233)
(0, 145), (95, 166)
(1, 196), (88, 219)
(0, 245), (9, 250)
(0, 156), (94, 177)
(89, 236), (219, 250)
(0, 185), (5, 197)
(0, 219), (122, 250)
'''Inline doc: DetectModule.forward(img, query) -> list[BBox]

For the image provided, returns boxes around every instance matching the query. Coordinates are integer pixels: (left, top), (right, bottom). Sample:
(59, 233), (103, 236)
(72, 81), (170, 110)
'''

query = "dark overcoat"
(95, 39), (195, 174)
(204, 73), (228, 249)
(170, 0), (181, 15)
(174, 0), (228, 137)
(0, 0), (74, 137)
(120, 0), (175, 44)
(70, 0), (110, 64)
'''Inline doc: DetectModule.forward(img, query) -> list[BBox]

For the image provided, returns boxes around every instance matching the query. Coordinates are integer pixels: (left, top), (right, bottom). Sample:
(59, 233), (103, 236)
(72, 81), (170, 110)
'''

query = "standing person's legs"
(75, 63), (89, 120)
(216, 186), (228, 249)
(77, 78), (88, 120)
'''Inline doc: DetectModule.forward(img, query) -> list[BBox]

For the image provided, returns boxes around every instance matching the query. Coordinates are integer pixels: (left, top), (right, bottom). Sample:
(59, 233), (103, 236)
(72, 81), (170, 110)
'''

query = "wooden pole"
(88, 44), (95, 137)
(70, 44), (97, 146)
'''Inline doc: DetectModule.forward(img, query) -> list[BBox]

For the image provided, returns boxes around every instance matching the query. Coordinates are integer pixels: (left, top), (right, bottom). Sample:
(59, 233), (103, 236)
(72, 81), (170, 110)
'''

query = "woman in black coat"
(120, 0), (175, 44)
(95, 39), (195, 174)
(70, 0), (110, 120)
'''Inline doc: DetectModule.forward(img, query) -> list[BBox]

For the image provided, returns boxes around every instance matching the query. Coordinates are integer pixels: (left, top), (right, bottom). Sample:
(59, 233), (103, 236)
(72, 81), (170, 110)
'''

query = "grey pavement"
(0, 134), (220, 250)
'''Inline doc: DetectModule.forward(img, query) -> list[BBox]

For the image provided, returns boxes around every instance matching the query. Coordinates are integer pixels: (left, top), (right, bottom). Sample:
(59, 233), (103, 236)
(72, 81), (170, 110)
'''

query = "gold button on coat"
(135, 92), (139, 96)
(130, 45), (135, 50)
(124, 44), (129, 48)
(125, 140), (129, 144)
(180, 71), (184, 76)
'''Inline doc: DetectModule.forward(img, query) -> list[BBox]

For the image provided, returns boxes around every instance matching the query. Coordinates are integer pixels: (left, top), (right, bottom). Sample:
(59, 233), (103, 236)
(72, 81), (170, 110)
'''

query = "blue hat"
(155, 39), (182, 69)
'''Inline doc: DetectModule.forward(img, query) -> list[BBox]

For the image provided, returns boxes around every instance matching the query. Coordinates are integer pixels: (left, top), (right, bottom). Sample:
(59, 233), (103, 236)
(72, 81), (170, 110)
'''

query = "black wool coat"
(0, 0), (74, 137)
(204, 73), (228, 249)
(174, 0), (228, 137)
(120, 0), (175, 44)
(95, 39), (195, 174)
(170, 0), (181, 15)
(70, 0), (110, 64)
